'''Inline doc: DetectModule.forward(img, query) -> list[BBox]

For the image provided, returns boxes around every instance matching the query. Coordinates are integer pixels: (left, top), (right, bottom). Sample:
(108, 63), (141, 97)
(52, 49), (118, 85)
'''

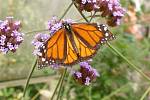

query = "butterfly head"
(62, 22), (72, 32)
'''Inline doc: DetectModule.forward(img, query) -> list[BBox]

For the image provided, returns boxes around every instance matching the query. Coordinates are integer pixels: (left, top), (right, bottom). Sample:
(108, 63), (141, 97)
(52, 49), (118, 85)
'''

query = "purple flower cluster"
(32, 33), (50, 56)
(47, 17), (74, 35)
(97, 0), (126, 26)
(75, 0), (126, 26)
(47, 17), (62, 35)
(0, 17), (24, 54)
(75, 0), (97, 12)
(73, 62), (100, 86)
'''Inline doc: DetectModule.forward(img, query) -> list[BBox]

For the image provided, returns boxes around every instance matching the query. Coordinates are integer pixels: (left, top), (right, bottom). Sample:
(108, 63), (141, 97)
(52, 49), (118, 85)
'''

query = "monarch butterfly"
(38, 23), (115, 68)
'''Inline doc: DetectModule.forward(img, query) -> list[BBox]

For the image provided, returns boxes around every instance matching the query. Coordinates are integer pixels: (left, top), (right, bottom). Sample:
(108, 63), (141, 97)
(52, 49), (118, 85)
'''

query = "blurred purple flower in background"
(73, 62), (100, 86)
(0, 17), (24, 54)
(75, 0), (126, 26)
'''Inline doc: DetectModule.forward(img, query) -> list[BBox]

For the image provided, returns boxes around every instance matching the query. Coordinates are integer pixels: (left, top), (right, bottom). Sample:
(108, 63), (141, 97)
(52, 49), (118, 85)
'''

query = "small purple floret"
(73, 61), (100, 86)
(85, 77), (91, 85)
(75, 72), (82, 78)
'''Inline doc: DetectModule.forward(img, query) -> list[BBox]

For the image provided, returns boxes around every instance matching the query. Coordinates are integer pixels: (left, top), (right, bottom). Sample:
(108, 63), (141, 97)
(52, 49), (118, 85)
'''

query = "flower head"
(98, 0), (126, 26)
(75, 0), (126, 26)
(47, 17), (74, 35)
(32, 33), (50, 56)
(32, 33), (55, 69)
(0, 17), (24, 54)
(73, 62), (100, 86)
(75, 0), (97, 12)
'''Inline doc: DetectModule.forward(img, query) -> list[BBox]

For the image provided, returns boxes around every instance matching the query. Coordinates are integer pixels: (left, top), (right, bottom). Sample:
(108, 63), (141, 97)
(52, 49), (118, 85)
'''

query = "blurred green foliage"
(0, 0), (150, 100)
(65, 34), (150, 100)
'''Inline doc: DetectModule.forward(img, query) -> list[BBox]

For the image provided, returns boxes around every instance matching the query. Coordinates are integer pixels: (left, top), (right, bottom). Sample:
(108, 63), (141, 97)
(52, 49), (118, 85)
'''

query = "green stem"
(56, 68), (67, 100)
(73, 0), (89, 23)
(75, 14), (99, 22)
(25, 1), (74, 35)
(59, 1), (74, 21)
(89, 11), (97, 23)
(24, 29), (49, 35)
(101, 83), (130, 100)
(51, 72), (64, 100)
(63, 73), (72, 99)
(23, 59), (37, 98)
(140, 86), (150, 100)
(89, 85), (92, 100)
(107, 42), (150, 81)
(31, 85), (47, 100)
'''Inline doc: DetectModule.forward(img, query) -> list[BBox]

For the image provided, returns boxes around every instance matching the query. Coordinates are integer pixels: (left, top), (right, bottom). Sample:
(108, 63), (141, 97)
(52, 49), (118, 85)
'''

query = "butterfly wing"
(62, 23), (115, 65)
(38, 28), (67, 68)
(71, 23), (115, 49)
(63, 32), (78, 65)
(72, 31), (97, 60)
(59, 29), (97, 66)
(38, 23), (115, 67)
(67, 23), (115, 62)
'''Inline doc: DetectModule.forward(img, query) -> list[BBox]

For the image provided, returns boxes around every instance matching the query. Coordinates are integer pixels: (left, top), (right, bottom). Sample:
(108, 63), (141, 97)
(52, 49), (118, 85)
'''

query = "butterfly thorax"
(62, 22), (72, 33)
(62, 22), (80, 57)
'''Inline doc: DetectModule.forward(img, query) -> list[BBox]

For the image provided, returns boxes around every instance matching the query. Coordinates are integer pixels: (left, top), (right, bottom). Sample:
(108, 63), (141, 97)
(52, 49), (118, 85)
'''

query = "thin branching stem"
(31, 85), (47, 100)
(23, 59), (37, 99)
(25, 1), (74, 35)
(51, 72), (64, 100)
(63, 71), (72, 99)
(89, 85), (92, 100)
(89, 11), (97, 23)
(24, 29), (49, 35)
(56, 68), (67, 100)
(140, 86), (150, 100)
(107, 42), (150, 81)
(59, 1), (74, 21)
(73, 0), (89, 23)
(101, 83), (130, 100)
(75, 14), (100, 22)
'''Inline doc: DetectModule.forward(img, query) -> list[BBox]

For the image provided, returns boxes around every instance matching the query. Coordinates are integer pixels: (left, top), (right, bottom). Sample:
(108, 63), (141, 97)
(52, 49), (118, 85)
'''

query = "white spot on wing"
(104, 26), (108, 31)
(105, 33), (109, 37)
(43, 46), (45, 49)
(102, 24), (105, 27)
(42, 58), (46, 61)
(99, 28), (102, 31)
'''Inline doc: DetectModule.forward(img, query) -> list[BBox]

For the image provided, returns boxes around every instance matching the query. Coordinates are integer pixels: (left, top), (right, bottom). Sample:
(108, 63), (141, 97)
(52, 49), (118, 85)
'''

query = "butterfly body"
(38, 23), (115, 68)
(63, 23), (80, 56)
